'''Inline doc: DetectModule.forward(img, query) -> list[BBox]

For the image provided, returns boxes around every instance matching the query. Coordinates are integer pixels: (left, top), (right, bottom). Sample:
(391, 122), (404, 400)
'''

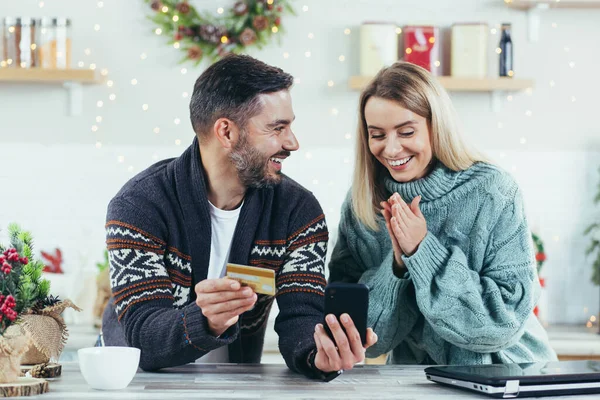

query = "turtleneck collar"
(383, 161), (482, 203)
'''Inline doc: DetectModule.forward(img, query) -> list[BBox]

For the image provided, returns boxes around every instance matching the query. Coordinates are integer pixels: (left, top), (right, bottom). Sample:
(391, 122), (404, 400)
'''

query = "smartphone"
(323, 282), (369, 346)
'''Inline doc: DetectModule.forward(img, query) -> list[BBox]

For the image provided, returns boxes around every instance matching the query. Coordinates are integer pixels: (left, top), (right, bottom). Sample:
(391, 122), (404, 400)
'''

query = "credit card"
(225, 263), (276, 296)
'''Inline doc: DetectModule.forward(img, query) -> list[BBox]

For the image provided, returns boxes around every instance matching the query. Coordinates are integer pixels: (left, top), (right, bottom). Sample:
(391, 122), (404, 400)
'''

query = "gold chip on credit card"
(225, 263), (276, 296)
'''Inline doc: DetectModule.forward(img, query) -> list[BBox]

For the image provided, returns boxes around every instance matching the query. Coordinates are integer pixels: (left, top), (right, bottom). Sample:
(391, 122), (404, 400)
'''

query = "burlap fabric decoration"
(19, 299), (81, 365)
(0, 325), (31, 383)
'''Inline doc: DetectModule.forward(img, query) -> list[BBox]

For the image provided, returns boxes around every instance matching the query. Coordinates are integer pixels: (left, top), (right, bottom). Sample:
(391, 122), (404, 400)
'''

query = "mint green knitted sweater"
(329, 162), (557, 365)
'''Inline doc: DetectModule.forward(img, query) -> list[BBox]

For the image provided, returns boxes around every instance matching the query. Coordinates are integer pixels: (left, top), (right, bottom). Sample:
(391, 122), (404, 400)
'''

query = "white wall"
(1, 0), (599, 326)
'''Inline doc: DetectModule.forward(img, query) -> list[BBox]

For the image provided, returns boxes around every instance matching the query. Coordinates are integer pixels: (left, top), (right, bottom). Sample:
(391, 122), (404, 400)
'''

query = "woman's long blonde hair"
(352, 61), (487, 230)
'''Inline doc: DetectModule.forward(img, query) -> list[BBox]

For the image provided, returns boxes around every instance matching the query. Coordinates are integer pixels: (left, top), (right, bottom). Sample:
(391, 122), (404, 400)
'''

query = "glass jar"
(54, 18), (71, 69)
(37, 17), (55, 68)
(2, 17), (37, 68)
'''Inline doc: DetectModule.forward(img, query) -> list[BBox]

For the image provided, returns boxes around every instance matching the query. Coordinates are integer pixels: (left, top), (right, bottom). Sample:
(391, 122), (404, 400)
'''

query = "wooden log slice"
(0, 377), (49, 397)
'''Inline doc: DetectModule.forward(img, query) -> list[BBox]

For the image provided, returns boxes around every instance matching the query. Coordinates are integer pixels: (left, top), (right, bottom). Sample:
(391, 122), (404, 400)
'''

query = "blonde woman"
(328, 61), (557, 365)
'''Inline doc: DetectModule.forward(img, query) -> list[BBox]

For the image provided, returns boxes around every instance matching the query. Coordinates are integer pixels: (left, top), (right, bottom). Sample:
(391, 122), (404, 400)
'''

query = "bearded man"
(99, 55), (376, 380)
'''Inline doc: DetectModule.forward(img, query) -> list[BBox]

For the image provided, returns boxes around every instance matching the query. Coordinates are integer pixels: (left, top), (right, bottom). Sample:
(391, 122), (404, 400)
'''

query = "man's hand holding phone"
(313, 313), (377, 372)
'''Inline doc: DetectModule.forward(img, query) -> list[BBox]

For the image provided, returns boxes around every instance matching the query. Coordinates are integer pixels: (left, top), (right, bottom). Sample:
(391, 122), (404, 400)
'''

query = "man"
(100, 54), (377, 380)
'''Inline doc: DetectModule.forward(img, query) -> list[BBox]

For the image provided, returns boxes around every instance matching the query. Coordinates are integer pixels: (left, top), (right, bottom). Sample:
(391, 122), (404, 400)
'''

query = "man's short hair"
(189, 54), (294, 139)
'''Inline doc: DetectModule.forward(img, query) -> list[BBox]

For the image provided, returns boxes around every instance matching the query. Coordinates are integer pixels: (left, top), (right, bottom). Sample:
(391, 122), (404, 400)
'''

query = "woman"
(328, 61), (557, 365)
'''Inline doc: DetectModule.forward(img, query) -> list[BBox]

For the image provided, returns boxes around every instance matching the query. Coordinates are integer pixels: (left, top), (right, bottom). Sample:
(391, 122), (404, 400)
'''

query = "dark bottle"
(499, 23), (513, 77)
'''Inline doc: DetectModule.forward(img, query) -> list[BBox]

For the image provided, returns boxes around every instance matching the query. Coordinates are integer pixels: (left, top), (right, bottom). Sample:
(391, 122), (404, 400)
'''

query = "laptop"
(425, 360), (600, 398)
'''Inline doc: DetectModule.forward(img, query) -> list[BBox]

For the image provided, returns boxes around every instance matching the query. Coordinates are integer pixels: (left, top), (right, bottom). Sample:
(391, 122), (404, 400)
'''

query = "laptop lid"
(425, 361), (600, 398)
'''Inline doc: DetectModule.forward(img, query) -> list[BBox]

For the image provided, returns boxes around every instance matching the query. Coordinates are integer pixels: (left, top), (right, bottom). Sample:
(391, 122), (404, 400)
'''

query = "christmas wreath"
(531, 232), (546, 274)
(144, 0), (295, 64)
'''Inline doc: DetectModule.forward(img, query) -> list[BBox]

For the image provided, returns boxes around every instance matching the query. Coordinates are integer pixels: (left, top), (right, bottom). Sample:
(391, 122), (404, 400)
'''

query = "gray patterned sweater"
(101, 137), (328, 378)
(329, 162), (557, 365)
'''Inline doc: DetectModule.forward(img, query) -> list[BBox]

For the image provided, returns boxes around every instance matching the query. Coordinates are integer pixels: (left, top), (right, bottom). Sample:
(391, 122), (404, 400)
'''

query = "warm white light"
(6, 59), (12, 65)
(182, 92), (188, 98)
(588, 321), (594, 328)
(94, 24), (100, 31)
(173, 15), (179, 22)
(101, 69), (108, 76)
(181, 68), (187, 74)
(331, 108), (339, 116)
(283, 52), (290, 59)
(395, 27), (402, 34)
(109, 94), (116, 101)
(339, 55), (345, 62)
(95, 142), (102, 149)
(520, 137), (527, 144)
(217, 7), (224, 14)
(312, 179), (319, 185)
(140, 53), (147, 60)
(495, 47), (502, 54)
(78, 61), (85, 67)
(31, 44), (37, 50)
(272, 26), (278, 33)
(153, 127), (160, 134)
(302, 5), (309, 11)
(97, 100), (104, 108)
(107, 80), (114, 87)
(434, 60), (441, 67)
(175, 139), (182, 145)
(525, 110), (532, 117)
(96, 116), (103, 123)
(85, 48), (91, 55)
(491, 28), (497, 34)
(131, 79), (138, 85)
(592, 316), (598, 322)
(8, 27), (15, 34)
(91, 125), (98, 132)
(308, 33), (314, 39)
(97, 1), (104, 7)
(327, 80), (334, 87)
(142, 104), (149, 111)
(89, 63), (97, 70)
(174, 118), (181, 125)
(344, 28), (351, 35)
(305, 51), (311, 57)
(305, 152), (313, 159)
(162, 6), (169, 12)
(344, 134), (351, 140)
(155, 28), (162, 35)
(0, 61), (6, 68)
(174, 42), (180, 49)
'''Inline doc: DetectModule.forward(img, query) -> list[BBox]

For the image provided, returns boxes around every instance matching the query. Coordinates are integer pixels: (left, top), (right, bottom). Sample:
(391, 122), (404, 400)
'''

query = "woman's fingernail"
(341, 314), (349, 323)
(326, 315), (335, 324)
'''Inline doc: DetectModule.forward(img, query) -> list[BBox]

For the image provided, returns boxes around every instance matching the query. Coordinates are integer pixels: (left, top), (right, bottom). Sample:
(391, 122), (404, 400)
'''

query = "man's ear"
(213, 118), (240, 149)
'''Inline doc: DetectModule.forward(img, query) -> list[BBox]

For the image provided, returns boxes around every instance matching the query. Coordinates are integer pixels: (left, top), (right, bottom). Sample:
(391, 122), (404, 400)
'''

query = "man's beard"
(228, 131), (287, 189)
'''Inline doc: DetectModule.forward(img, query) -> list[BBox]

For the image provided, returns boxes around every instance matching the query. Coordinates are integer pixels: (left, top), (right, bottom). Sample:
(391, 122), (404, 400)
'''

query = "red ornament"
(274, 17), (281, 26)
(535, 252), (546, 262)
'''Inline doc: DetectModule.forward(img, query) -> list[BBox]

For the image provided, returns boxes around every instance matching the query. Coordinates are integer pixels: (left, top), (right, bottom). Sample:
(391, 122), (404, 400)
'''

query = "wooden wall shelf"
(505, 0), (600, 10)
(0, 68), (102, 84)
(348, 76), (534, 92)
(0, 68), (104, 116)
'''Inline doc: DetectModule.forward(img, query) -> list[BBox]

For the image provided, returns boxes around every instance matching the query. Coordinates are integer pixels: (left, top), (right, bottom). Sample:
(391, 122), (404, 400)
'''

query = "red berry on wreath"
(275, 17), (281, 26)
(174, 33), (183, 41)
(277, 5), (283, 12)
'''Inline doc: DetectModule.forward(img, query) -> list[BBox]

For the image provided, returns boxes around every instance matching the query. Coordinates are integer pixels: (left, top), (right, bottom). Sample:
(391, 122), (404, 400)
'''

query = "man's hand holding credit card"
(225, 263), (276, 296)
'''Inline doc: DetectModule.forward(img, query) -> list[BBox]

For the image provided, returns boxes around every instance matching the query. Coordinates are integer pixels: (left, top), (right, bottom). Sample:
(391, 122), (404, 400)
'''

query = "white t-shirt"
(196, 200), (242, 364)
